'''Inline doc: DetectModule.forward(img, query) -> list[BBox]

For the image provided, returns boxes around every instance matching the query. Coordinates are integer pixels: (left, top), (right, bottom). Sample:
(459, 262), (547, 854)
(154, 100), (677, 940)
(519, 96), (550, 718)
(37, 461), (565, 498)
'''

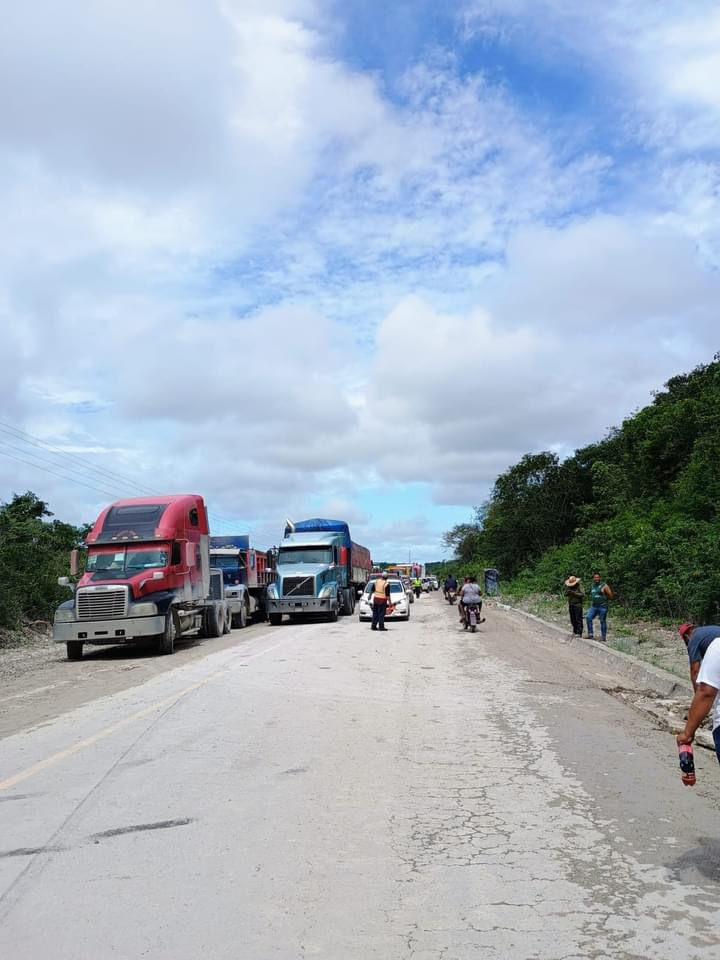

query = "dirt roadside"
(0, 623), (272, 740)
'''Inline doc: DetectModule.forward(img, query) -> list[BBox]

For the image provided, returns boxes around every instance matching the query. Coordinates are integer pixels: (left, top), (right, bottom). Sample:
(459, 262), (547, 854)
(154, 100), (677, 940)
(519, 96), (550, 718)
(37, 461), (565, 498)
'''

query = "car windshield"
(278, 547), (333, 565)
(87, 546), (169, 580)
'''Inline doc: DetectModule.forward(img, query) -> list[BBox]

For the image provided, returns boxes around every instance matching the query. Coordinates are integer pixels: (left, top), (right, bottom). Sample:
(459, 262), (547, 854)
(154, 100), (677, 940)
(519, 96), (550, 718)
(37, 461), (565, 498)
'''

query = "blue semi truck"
(266, 518), (372, 624)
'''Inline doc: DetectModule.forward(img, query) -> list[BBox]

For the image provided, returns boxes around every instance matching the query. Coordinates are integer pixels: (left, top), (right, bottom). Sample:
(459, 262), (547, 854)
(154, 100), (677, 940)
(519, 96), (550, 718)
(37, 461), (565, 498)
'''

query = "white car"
(358, 578), (410, 622)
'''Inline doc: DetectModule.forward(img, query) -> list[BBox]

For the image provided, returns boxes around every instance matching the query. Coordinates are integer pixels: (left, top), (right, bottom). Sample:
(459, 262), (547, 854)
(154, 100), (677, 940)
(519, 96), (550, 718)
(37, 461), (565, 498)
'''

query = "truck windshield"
(87, 546), (169, 580)
(278, 547), (333, 565)
(211, 555), (245, 585)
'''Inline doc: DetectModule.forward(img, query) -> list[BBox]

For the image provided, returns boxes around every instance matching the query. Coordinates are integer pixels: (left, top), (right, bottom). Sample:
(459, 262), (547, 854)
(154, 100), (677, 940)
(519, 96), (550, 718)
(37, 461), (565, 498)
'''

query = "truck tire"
(232, 604), (247, 629)
(204, 606), (223, 639)
(269, 613), (282, 626)
(66, 641), (84, 660)
(328, 605), (338, 623)
(340, 589), (352, 616)
(158, 611), (177, 655)
(222, 607), (231, 634)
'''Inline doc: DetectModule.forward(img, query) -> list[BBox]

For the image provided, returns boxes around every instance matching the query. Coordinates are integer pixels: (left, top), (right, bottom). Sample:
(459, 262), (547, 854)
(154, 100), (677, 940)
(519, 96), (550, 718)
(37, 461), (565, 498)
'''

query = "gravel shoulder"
(0, 622), (273, 740)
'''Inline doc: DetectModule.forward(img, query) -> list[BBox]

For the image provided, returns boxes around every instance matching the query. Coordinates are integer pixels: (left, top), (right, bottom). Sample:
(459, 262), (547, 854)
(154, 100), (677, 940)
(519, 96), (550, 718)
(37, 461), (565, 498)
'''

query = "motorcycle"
(445, 588), (457, 604)
(462, 601), (485, 633)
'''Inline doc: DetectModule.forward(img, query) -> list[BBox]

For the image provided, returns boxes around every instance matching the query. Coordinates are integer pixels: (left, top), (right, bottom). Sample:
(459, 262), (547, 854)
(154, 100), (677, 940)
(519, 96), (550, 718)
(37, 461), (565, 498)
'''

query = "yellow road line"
(0, 640), (283, 793)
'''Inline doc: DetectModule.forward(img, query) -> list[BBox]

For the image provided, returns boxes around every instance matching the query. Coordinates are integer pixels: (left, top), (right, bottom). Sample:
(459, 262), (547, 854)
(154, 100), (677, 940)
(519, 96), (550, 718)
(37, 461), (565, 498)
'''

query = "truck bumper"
(53, 615), (166, 645)
(268, 598), (334, 615)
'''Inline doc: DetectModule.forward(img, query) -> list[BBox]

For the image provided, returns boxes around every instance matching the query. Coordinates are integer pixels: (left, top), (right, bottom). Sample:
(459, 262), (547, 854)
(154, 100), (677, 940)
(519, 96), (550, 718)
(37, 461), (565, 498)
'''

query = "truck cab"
(53, 495), (228, 659)
(266, 519), (371, 625)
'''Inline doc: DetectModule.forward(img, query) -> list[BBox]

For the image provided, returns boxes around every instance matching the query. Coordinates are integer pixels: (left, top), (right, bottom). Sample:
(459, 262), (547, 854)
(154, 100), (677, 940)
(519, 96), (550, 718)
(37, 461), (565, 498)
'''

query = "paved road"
(1, 596), (719, 958)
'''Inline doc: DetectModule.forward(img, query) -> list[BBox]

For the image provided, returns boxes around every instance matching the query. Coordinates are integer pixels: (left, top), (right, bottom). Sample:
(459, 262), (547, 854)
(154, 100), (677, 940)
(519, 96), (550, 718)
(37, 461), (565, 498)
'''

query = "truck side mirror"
(69, 549), (79, 576)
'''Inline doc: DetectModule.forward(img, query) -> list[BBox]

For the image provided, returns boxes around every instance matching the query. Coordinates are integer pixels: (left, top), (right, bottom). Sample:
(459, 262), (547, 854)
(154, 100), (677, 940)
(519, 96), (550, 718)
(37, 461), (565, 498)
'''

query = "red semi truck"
(53, 494), (229, 659)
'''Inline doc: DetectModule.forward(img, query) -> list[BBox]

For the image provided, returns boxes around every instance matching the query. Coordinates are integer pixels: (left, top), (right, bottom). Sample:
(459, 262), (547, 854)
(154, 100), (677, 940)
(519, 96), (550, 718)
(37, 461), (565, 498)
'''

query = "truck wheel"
(158, 612), (177, 655)
(66, 641), (84, 660)
(340, 589), (352, 616)
(232, 604), (248, 629)
(328, 606), (338, 623)
(269, 613), (282, 626)
(203, 606), (222, 639)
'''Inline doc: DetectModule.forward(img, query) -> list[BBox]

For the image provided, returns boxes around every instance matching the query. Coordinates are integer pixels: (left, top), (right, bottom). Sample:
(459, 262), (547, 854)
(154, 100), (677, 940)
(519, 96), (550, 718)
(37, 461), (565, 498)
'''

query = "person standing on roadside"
(564, 576), (584, 636)
(676, 623), (720, 764)
(586, 572), (613, 641)
(371, 573), (391, 632)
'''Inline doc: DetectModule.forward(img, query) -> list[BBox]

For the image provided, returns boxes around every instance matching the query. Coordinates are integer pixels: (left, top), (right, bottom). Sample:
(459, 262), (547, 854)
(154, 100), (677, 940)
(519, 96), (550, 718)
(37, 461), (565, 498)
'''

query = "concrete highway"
(1, 595), (719, 958)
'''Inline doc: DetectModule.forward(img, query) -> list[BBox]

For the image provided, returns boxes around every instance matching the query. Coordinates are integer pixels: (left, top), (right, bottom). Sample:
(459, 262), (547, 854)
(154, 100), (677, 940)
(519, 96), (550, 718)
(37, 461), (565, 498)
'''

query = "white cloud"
(2, 1), (720, 559)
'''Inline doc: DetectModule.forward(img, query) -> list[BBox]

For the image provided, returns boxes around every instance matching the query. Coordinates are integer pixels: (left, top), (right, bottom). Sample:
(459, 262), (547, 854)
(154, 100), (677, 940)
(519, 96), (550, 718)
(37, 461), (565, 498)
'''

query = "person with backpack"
(586, 572), (613, 641)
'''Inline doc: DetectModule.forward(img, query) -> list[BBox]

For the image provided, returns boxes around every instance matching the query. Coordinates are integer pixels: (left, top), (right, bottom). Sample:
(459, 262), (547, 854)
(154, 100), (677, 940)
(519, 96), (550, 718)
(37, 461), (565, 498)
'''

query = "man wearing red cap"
(677, 623), (720, 763)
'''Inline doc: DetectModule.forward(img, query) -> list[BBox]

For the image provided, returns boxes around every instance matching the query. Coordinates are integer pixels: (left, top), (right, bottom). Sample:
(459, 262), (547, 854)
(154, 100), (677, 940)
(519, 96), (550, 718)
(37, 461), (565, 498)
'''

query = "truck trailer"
(209, 535), (275, 627)
(266, 518), (371, 625)
(53, 495), (229, 659)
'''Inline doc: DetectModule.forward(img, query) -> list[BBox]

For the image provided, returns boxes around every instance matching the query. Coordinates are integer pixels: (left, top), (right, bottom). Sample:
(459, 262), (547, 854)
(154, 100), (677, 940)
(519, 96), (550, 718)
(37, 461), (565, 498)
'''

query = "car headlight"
(54, 608), (75, 623)
(318, 584), (336, 599)
(132, 602), (158, 616)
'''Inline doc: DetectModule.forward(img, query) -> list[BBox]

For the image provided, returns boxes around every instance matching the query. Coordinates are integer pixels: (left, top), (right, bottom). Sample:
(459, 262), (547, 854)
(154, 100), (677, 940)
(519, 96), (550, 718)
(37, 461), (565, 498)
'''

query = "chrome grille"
(76, 587), (128, 620)
(282, 575), (315, 597)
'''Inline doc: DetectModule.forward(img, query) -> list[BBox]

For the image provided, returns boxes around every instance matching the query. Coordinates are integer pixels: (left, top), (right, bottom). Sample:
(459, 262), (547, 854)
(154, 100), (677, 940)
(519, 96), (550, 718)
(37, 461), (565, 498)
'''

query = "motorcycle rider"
(443, 573), (458, 600)
(458, 575), (483, 628)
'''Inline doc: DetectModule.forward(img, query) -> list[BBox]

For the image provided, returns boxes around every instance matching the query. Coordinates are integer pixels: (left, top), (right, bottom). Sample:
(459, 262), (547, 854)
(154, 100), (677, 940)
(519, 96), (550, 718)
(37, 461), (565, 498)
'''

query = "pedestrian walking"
(564, 576), (584, 636)
(677, 623), (720, 764)
(586, 572), (613, 641)
(371, 573), (391, 631)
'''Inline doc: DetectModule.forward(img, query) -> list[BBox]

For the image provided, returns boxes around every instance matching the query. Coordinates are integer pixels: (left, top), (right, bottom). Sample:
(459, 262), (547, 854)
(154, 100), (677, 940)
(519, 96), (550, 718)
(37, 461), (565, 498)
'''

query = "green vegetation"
(444, 357), (720, 623)
(0, 492), (87, 636)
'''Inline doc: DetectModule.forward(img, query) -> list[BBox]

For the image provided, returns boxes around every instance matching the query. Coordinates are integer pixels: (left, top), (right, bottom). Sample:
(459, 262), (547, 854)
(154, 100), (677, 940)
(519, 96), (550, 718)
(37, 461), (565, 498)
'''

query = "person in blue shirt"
(677, 623), (720, 763)
(679, 623), (720, 688)
(443, 573), (458, 599)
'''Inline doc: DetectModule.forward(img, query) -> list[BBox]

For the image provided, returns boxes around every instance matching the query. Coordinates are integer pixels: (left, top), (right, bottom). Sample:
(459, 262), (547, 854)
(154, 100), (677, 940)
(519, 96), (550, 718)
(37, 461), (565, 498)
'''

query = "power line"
(0, 446), (125, 502)
(0, 422), (250, 532)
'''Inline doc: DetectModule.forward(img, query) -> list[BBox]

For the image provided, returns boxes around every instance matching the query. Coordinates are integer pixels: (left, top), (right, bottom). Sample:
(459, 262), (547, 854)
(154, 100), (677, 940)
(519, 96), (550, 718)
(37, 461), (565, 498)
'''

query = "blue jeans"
(586, 606), (608, 640)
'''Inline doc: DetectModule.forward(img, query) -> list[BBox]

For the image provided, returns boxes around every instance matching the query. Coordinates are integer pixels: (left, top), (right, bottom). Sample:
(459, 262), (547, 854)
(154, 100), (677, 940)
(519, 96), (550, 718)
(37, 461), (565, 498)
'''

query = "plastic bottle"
(678, 743), (696, 786)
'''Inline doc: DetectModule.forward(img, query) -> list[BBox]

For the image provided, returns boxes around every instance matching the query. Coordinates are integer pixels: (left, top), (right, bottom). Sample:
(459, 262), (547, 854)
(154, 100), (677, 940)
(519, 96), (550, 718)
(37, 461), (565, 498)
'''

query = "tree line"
(0, 492), (87, 635)
(442, 357), (720, 622)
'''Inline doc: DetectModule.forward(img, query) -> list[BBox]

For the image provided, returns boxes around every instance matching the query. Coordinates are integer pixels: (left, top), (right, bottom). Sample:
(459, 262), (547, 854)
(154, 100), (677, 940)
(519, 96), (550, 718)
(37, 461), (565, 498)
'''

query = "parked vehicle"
(421, 577), (432, 592)
(53, 495), (229, 659)
(429, 576), (439, 591)
(266, 519), (371, 625)
(402, 577), (415, 603)
(209, 536), (275, 627)
(357, 579), (410, 622)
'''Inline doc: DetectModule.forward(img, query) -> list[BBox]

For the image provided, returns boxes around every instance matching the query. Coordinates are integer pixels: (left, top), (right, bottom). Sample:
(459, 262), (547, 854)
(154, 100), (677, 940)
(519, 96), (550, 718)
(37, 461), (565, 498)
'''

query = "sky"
(1, 0), (719, 562)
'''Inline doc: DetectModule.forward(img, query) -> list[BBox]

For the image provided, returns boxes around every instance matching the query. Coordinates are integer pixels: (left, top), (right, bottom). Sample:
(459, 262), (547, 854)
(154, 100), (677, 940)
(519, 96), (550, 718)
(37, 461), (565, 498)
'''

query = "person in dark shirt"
(564, 576), (584, 636)
(679, 623), (720, 688)
(443, 573), (458, 599)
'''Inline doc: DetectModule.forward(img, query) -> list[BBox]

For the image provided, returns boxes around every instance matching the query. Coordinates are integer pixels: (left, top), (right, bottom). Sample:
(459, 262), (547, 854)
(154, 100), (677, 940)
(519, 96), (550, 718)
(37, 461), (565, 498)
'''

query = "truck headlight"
(267, 583), (278, 599)
(132, 602), (158, 616)
(318, 584), (336, 599)
(54, 608), (75, 623)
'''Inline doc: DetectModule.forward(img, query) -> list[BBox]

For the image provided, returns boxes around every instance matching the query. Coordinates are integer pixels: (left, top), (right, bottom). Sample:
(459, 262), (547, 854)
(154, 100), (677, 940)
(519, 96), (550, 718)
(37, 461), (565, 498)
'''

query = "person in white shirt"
(677, 630), (720, 764)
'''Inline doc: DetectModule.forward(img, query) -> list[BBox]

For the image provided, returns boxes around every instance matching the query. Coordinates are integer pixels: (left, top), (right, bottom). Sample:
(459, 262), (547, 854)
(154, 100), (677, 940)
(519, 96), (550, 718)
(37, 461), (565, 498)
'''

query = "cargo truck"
(266, 518), (371, 625)
(53, 495), (229, 659)
(209, 535), (275, 627)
